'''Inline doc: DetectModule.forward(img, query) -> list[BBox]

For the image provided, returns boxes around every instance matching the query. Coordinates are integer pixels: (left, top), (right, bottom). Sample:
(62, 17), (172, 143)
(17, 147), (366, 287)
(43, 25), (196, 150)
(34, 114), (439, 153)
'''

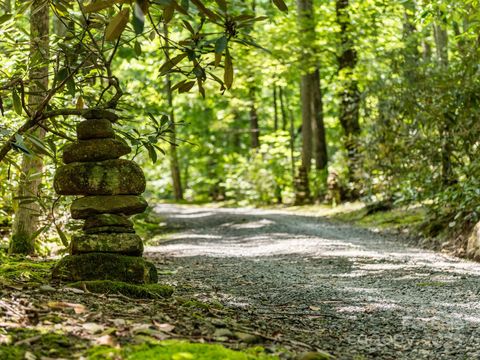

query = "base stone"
(52, 253), (158, 284)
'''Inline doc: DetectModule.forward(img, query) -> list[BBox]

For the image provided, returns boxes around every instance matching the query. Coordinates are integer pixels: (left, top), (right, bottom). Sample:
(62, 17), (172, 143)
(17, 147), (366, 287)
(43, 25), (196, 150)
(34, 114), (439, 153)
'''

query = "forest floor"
(2, 203), (480, 359)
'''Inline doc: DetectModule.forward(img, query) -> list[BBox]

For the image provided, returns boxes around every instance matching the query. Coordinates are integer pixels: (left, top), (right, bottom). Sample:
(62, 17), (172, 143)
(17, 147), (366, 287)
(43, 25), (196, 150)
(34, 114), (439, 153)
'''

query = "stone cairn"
(52, 110), (157, 284)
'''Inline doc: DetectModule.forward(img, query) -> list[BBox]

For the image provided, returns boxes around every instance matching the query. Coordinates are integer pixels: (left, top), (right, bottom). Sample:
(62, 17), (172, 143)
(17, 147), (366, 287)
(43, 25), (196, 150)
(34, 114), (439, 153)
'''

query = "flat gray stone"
(84, 214), (133, 230)
(81, 109), (119, 122)
(62, 138), (131, 164)
(77, 119), (115, 140)
(71, 195), (148, 219)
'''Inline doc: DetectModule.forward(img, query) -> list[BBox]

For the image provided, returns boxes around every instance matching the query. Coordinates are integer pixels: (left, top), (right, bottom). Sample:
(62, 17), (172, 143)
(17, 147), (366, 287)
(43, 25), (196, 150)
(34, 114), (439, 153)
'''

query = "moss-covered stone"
(62, 138), (131, 164)
(54, 159), (146, 196)
(52, 253), (158, 284)
(70, 233), (143, 256)
(84, 213), (133, 230)
(69, 280), (173, 299)
(81, 109), (119, 122)
(71, 195), (148, 219)
(77, 119), (115, 140)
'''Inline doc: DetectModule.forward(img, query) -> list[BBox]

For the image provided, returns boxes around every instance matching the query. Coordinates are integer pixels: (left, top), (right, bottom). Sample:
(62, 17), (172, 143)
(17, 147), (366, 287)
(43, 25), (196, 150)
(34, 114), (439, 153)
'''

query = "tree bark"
(433, 14), (454, 186)
(296, 0), (328, 202)
(249, 87), (260, 148)
(299, 75), (312, 171)
(279, 87), (287, 130)
(10, 0), (49, 254)
(311, 69), (328, 170)
(336, 0), (361, 191)
(164, 23), (183, 201)
(273, 85), (278, 131)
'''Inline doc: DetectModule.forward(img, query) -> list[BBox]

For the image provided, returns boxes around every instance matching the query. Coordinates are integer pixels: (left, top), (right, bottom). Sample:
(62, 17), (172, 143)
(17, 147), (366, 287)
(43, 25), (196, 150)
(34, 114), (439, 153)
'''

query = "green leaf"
(190, 0), (219, 21)
(159, 53), (187, 75)
(134, 40), (142, 56)
(178, 80), (196, 93)
(55, 67), (69, 83)
(133, 0), (146, 35)
(0, 14), (12, 24)
(272, 0), (288, 12)
(160, 115), (169, 126)
(181, 0), (189, 11)
(163, 4), (175, 23)
(13, 134), (31, 155)
(197, 79), (205, 98)
(55, 224), (69, 247)
(214, 0), (227, 12)
(12, 89), (22, 115)
(66, 78), (76, 96)
(182, 20), (195, 34)
(145, 142), (158, 163)
(147, 112), (160, 127)
(224, 48), (233, 89)
(25, 133), (53, 158)
(83, 0), (116, 13)
(215, 35), (227, 53)
(171, 79), (187, 92)
(105, 8), (130, 41)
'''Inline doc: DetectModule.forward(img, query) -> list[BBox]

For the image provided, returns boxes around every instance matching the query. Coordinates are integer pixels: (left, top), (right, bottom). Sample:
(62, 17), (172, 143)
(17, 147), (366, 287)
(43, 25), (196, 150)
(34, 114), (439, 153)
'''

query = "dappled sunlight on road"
(148, 204), (480, 358)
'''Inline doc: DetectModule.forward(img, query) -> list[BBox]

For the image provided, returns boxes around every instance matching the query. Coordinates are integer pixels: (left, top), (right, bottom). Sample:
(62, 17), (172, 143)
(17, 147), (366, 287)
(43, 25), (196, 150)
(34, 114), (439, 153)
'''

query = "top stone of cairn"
(81, 109), (119, 122)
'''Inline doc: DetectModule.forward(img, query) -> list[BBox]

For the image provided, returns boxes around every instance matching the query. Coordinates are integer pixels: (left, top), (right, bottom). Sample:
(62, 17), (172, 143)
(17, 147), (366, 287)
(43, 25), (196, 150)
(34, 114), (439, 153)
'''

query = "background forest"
(1, 0), (480, 254)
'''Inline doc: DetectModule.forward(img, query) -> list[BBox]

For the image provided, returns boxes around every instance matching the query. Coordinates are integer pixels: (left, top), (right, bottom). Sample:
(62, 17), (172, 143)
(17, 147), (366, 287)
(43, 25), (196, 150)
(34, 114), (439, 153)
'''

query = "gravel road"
(147, 204), (480, 360)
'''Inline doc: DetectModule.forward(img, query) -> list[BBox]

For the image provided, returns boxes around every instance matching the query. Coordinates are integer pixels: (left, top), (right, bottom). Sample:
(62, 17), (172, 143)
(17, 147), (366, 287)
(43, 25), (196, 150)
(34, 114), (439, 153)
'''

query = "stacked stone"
(52, 110), (157, 284)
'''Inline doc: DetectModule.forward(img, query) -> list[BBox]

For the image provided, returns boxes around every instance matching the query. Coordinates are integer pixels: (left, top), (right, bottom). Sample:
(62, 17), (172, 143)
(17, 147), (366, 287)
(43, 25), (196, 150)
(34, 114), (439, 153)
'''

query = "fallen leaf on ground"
(94, 334), (117, 347)
(47, 301), (87, 314)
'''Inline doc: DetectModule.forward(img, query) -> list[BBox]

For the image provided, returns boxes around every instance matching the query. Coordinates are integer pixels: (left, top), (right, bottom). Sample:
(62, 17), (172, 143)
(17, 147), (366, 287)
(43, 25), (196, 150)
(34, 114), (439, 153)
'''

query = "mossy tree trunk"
(10, 0), (49, 254)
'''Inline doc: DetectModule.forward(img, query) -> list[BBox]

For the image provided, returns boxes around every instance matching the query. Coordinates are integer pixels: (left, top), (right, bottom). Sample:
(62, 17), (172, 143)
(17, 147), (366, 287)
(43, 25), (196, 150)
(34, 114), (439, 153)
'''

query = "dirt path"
(148, 204), (480, 360)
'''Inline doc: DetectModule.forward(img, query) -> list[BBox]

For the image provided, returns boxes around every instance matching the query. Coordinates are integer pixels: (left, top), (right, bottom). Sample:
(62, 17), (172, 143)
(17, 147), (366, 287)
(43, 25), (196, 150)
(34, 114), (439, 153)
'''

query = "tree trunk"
(433, 15), (454, 186)
(296, 0), (328, 202)
(311, 69), (328, 171)
(279, 87), (287, 130)
(273, 85), (278, 131)
(402, 1), (420, 83)
(164, 23), (183, 201)
(10, 0), (49, 254)
(336, 0), (361, 192)
(249, 87), (260, 149)
(299, 75), (312, 171)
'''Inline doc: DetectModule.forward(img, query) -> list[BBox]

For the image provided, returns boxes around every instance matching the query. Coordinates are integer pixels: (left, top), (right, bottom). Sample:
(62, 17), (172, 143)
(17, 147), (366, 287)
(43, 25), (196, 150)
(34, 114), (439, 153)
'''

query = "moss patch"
(69, 280), (174, 299)
(0, 329), (78, 360)
(0, 254), (54, 286)
(331, 205), (426, 232)
(88, 340), (278, 360)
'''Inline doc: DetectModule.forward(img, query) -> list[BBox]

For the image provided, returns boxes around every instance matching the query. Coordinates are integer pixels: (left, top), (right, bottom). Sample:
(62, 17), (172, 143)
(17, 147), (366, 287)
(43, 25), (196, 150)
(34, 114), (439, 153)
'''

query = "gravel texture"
(148, 204), (480, 360)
